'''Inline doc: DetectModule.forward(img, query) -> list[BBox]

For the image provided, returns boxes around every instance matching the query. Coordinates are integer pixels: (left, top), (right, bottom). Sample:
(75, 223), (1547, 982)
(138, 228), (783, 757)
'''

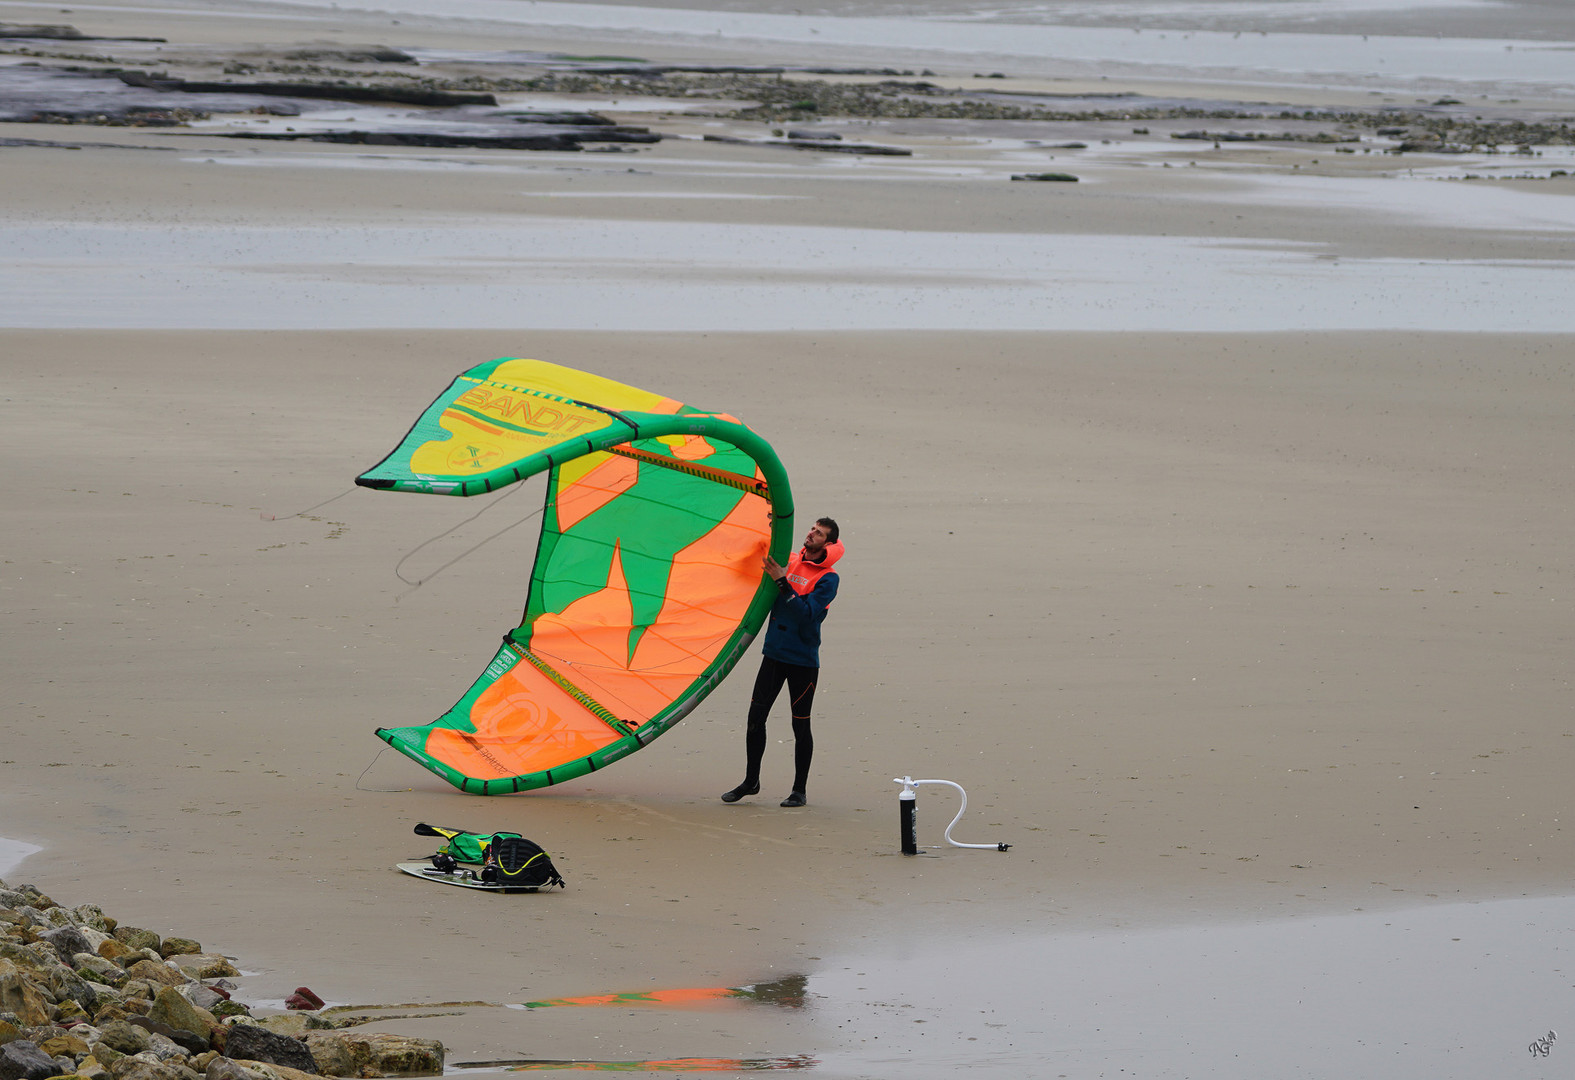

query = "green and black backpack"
(414, 823), (566, 889)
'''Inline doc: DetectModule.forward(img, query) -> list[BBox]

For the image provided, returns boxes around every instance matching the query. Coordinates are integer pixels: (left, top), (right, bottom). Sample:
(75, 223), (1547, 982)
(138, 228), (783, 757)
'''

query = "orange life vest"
(784, 541), (843, 598)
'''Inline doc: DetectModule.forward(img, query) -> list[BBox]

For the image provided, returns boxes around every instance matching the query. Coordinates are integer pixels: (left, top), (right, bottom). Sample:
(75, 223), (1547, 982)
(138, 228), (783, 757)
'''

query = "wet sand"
(3, 0), (1574, 1076)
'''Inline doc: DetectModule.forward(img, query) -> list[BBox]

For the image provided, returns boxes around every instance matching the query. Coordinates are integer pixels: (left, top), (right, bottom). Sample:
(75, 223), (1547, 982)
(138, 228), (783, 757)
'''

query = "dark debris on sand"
(1, 24), (1573, 154)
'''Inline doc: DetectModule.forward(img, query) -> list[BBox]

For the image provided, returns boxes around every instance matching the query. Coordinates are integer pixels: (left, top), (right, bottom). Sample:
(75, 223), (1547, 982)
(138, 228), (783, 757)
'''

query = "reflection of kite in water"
(519, 975), (808, 1010)
(357, 359), (794, 794)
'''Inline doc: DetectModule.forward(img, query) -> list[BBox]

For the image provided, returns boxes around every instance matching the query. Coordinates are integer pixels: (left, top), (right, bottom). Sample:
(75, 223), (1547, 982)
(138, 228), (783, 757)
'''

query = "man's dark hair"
(816, 517), (839, 543)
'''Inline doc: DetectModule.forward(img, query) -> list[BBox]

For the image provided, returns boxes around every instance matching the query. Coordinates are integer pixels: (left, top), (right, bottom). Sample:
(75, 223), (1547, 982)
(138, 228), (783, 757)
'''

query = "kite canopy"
(358, 358), (794, 794)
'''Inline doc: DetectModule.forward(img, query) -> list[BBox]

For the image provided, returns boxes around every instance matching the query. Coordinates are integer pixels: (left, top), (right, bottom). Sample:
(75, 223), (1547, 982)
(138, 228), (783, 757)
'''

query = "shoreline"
(0, 836), (42, 880)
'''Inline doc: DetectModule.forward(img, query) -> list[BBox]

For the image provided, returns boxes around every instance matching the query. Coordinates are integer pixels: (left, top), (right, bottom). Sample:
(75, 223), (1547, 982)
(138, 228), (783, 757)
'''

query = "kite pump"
(894, 777), (1011, 855)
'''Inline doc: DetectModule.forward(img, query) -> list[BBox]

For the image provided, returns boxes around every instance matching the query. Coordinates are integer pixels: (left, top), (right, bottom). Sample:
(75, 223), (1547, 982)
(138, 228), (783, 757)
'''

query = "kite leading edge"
(356, 358), (795, 794)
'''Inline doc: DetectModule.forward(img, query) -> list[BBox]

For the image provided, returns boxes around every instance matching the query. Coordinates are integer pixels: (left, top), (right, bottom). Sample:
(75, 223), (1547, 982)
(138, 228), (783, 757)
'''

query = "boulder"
(180, 987), (226, 1014)
(145, 1032), (188, 1062)
(43, 962), (101, 1013)
(78, 928), (114, 953)
(97, 940), (137, 964)
(123, 962), (187, 990)
(205, 1060), (263, 1080)
(37, 1031), (90, 1059)
(226, 1063), (316, 1080)
(111, 931), (160, 956)
(69, 905), (113, 933)
(120, 980), (156, 1001)
(0, 1039), (68, 1080)
(91, 1044), (125, 1067)
(157, 942), (201, 962)
(0, 961), (53, 1027)
(218, 1028), (315, 1074)
(0, 945), (50, 974)
(96, 1021), (150, 1056)
(0, 887), (51, 911)
(245, 1017), (329, 1040)
(147, 988), (216, 1042)
(167, 957), (238, 981)
(74, 954), (128, 988)
(107, 1054), (200, 1080)
(282, 990), (322, 1013)
(39, 927), (93, 965)
(94, 1005), (132, 1026)
(328, 1034), (442, 1077)
(298, 1036), (354, 1078)
(0, 1020), (18, 1046)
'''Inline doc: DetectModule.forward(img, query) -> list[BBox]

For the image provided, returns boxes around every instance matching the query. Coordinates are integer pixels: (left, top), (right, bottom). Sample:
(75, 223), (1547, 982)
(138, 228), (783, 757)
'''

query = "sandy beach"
(3, 0), (1574, 1075)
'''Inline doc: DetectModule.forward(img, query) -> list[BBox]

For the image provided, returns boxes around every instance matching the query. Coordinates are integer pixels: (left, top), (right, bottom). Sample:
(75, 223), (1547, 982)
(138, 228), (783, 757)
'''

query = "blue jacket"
(761, 542), (842, 668)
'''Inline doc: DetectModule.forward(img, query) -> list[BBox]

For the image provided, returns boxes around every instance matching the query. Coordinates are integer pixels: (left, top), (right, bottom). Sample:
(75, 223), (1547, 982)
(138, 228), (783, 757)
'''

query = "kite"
(357, 358), (794, 793)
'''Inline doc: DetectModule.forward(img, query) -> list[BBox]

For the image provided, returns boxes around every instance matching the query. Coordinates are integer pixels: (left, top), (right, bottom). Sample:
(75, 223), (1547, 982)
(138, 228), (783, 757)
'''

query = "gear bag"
(414, 823), (566, 888)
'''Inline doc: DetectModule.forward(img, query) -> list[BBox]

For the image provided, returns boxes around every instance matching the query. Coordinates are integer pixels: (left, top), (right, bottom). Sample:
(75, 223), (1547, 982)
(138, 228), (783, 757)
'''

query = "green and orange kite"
(357, 359), (793, 794)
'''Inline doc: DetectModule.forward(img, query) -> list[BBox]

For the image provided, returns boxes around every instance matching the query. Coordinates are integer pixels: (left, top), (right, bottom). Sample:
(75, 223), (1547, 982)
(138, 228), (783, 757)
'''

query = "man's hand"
(763, 555), (787, 581)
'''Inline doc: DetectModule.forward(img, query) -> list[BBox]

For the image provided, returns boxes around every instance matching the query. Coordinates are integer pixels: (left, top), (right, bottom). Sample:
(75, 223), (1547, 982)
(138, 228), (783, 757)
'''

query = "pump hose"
(893, 777), (1011, 851)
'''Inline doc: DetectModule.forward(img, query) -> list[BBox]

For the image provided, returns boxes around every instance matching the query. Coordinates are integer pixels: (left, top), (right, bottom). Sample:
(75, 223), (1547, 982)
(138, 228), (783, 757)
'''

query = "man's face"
(804, 522), (830, 555)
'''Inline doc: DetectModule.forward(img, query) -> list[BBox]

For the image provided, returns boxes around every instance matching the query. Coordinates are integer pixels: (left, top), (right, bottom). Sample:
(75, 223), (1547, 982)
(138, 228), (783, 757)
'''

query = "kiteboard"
(396, 862), (554, 894)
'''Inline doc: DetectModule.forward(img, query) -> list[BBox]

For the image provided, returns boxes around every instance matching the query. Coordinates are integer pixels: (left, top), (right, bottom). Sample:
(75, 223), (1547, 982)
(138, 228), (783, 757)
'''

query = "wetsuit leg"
(744, 657), (789, 786)
(786, 664), (818, 793)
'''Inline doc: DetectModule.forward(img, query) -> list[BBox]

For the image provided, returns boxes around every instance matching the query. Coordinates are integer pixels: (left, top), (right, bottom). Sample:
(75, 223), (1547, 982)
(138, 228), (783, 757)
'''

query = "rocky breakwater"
(0, 880), (442, 1080)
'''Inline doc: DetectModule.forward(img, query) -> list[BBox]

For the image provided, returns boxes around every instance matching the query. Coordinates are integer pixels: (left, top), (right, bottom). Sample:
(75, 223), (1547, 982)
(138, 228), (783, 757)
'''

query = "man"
(721, 517), (843, 808)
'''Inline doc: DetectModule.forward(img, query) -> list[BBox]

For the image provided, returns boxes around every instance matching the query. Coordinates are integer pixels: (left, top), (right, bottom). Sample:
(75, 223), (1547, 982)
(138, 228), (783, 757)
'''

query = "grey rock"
(43, 961), (101, 1012)
(98, 1020), (151, 1055)
(220, 1027), (315, 1074)
(0, 1040), (65, 1080)
(79, 927), (113, 952)
(74, 953), (128, 986)
(181, 986), (226, 1012)
(146, 1032), (187, 1062)
(108, 1055), (201, 1080)
(204, 1060), (261, 1080)
(70, 905), (113, 933)
(167, 956), (238, 980)
(40, 927), (93, 964)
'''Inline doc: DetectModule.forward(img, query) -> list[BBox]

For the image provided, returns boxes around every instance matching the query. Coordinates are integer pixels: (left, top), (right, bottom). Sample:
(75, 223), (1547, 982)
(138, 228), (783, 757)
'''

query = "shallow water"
(796, 893), (1575, 1077)
(256, 0), (1575, 97)
(4, 211), (1572, 332)
(408, 893), (1573, 1077)
(0, 837), (41, 879)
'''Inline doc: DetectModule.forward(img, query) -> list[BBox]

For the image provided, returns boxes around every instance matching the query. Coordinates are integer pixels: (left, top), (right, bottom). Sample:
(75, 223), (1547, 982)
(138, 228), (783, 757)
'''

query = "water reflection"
(514, 975), (809, 1011)
(460, 1054), (815, 1072)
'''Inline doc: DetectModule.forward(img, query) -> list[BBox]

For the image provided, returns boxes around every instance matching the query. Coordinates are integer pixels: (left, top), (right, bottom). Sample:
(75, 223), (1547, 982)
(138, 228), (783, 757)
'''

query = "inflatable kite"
(357, 359), (794, 793)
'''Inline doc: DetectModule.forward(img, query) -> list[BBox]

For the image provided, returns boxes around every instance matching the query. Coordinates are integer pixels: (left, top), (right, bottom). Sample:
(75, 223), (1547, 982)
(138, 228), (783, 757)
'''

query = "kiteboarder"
(721, 517), (843, 808)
